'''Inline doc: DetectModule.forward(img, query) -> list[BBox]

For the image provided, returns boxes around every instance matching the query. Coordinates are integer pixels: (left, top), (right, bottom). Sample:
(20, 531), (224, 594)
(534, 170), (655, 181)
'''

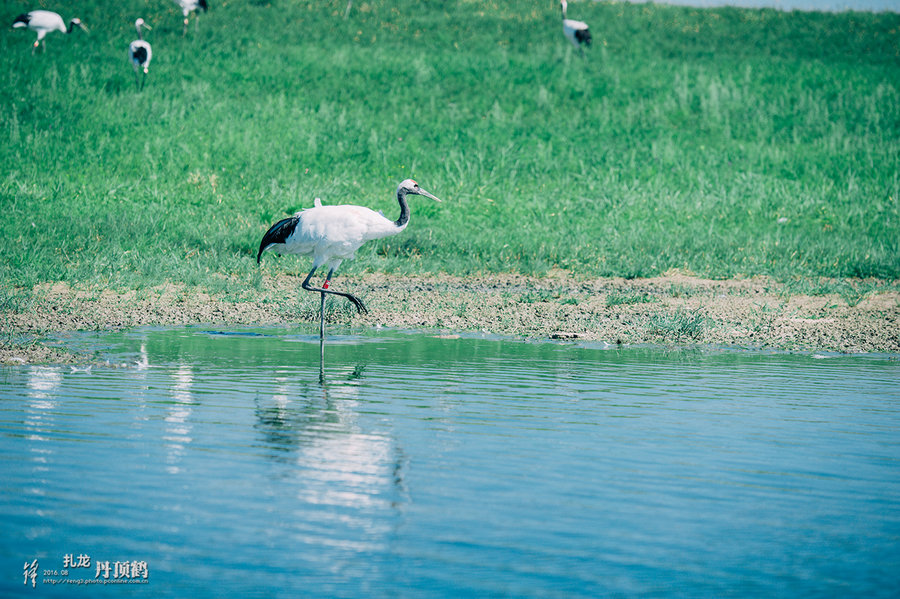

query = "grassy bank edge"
(1, 273), (898, 365)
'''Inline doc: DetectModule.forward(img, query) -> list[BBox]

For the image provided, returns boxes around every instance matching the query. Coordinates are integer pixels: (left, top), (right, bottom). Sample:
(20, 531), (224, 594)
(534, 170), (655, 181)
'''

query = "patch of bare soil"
(1, 273), (897, 364)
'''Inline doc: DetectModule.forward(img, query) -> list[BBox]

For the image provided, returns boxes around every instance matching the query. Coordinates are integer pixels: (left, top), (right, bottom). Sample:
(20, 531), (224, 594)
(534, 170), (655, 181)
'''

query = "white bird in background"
(12, 10), (88, 54)
(560, 0), (592, 51)
(128, 19), (153, 91)
(257, 179), (442, 338)
(173, 0), (209, 36)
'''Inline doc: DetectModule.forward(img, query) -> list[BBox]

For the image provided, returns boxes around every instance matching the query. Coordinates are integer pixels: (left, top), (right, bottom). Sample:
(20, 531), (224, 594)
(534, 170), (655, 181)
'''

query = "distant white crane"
(257, 179), (442, 338)
(173, 0), (208, 36)
(12, 10), (88, 54)
(128, 19), (153, 91)
(560, 0), (591, 51)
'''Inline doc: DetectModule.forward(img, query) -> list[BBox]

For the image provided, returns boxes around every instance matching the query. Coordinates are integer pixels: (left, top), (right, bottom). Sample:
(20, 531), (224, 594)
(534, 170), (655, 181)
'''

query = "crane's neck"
(394, 188), (410, 230)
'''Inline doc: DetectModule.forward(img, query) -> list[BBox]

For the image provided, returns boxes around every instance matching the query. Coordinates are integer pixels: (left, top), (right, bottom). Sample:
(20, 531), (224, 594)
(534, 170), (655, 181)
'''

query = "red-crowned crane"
(173, 0), (208, 36)
(257, 179), (442, 339)
(12, 10), (88, 54)
(128, 19), (153, 91)
(560, 0), (591, 52)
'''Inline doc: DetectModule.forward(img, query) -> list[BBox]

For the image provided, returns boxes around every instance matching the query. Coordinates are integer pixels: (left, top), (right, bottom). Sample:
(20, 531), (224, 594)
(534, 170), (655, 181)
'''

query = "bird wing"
(129, 41), (151, 64)
(574, 28), (591, 46)
(302, 205), (385, 243)
(176, 0), (209, 12)
(257, 205), (396, 266)
(563, 18), (589, 30)
(257, 215), (299, 263)
(28, 11), (65, 32)
(304, 205), (398, 259)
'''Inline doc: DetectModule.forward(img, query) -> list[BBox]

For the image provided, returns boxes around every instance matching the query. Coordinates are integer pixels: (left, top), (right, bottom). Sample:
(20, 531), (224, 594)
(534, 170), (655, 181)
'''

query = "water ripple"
(1, 329), (898, 597)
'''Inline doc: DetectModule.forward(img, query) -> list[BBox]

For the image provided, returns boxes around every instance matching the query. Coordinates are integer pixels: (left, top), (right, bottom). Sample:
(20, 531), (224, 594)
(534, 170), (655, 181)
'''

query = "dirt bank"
(1, 273), (898, 364)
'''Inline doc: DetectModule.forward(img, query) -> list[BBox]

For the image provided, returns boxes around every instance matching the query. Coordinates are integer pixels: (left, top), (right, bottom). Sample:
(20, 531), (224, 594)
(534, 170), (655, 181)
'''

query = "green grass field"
(1, 0), (898, 296)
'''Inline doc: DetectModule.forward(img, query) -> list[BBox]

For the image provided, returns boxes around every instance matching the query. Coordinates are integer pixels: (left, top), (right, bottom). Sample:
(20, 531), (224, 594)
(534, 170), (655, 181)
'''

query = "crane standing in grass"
(128, 19), (153, 91)
(257, 179), (442, 339)
(12, 10), (88, 54)
(173, 0), (208, 36)
(560, 0), (592, 52)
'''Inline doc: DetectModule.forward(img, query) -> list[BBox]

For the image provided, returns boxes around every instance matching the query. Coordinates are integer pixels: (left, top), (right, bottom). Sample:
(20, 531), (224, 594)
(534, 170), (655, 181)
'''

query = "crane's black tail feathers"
(132, 47), (148, 64)
(13, 13), (30, 26)
(575, 29), (592, 46)
(257, 216), (299, 264)
(199, 0), (209, 12)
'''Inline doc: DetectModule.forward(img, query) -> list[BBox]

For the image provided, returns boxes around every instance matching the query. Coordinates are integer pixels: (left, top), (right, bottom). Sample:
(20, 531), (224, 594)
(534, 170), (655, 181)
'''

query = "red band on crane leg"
(323, 281), (330, 289)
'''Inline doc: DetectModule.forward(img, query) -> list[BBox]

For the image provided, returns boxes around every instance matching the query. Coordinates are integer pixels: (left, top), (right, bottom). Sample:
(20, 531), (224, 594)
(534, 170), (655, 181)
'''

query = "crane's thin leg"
(318, 333), (325, 384)
(301, 266), (368, 314)
(32, 40), (39, 55)
(319, 290), (326, 340)
(183, 17), (189, 36)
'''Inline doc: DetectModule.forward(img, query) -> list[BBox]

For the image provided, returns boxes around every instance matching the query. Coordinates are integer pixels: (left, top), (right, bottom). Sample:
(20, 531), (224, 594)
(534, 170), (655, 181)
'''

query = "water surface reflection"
(1, 327), (897, 597)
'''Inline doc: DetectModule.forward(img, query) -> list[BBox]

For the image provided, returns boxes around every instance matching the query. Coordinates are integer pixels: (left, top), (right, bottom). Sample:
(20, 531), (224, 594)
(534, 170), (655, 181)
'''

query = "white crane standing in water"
(560, 0), (592, 52)
(12, 10), (88, 54)
(173, 0), (208, 36)
(128, 19), (153, 91)
(257, 179), (442, 338)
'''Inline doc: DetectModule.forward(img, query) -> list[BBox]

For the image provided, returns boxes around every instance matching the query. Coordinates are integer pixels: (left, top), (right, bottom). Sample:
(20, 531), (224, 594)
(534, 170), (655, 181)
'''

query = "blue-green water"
(1, 327), (899, 597)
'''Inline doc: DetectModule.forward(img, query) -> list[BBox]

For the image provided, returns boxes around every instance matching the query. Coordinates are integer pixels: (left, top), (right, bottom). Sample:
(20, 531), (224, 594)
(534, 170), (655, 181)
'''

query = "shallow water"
(2, 327), (899, 597)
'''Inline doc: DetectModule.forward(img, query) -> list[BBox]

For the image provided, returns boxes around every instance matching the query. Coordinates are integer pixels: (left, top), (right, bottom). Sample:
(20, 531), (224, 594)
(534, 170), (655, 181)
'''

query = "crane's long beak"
(78, 22), (89, 33)
(142, 23), (152, 31)
(417, 188), (442, 203)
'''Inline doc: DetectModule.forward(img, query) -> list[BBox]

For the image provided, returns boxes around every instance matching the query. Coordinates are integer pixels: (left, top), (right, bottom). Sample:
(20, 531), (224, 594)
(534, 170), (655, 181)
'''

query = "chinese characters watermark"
(95, 560), (148, 580)
(63, 554), (91, 569)
(23, 559), (37, 588)
(22, 554), (150, 589)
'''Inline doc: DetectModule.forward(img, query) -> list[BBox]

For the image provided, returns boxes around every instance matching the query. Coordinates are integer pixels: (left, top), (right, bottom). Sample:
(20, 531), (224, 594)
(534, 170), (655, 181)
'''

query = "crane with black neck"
(257, 179), (442, 340)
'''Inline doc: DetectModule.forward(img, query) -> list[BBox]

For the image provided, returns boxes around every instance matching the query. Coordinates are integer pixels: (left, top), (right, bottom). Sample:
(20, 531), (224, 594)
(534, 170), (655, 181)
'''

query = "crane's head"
(398, 179), (442, 203)
(135, 18), (152, 34)
(69, 18), (88, 33)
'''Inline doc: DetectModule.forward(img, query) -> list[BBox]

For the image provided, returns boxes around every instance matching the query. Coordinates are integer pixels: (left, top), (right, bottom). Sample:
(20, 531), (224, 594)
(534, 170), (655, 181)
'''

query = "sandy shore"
(1, 273), (898, 364)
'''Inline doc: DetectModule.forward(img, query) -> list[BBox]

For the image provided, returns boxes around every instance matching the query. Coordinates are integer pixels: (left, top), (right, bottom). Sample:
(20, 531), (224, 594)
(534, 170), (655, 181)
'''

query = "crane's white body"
(12, 10), (87, 53)
(13, 10), (65, 40)
(174, 0), (207, 17)
(129, 40), (152, 71)
(174, 0), (208, 35)
(128, 19), (153, 90)
(562, 18), (590, 47)
(560, 1), (591, 49)
(257, 179), (442, 324)
(276, 204), (404, 273)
